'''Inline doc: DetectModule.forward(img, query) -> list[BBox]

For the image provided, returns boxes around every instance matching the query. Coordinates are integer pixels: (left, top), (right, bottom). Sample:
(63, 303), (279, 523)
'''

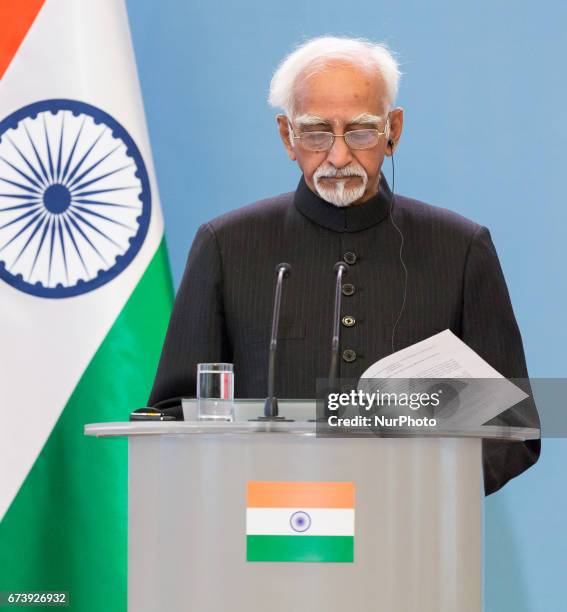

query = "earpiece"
(387, 139), (408, 354)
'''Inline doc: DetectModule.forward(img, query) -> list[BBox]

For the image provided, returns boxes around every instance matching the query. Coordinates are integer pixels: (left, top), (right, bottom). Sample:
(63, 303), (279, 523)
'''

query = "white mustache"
(313, 162), (368, 207)
(314, 164), (366, 179)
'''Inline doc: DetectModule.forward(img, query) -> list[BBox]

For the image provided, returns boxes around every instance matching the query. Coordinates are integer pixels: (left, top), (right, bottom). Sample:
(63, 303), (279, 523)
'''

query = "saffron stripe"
(246, 535), (354, 563)
(0, 0), (46, 80)
(247, 481), (354, 508)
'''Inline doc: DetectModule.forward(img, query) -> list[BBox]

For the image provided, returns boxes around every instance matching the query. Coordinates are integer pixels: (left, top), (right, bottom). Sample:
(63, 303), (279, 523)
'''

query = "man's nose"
(325, 134), (353, 168)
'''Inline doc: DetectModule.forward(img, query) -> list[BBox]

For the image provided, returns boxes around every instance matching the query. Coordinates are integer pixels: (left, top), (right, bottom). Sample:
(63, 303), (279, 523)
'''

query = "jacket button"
(342, 349), (357, 363)
(343, 251), (357, 265)
(342, 315), (356, 327)
(342, 283), (355, 296)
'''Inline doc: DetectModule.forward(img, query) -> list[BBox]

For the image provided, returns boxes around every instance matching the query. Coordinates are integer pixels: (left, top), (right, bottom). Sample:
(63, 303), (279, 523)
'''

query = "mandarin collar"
(293, 173), (392, 233)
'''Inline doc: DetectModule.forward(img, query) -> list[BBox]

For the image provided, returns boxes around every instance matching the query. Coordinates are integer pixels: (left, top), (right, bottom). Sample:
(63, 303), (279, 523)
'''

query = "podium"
(85, 400), (539, 612)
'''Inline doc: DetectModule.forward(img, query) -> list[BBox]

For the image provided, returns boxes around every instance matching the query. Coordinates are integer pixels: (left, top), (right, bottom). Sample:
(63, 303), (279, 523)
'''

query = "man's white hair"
(268, 36), (401, 117)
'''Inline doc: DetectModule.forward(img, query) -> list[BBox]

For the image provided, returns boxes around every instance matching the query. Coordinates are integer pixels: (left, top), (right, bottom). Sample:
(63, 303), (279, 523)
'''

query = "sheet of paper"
(358, 329), (528, 428)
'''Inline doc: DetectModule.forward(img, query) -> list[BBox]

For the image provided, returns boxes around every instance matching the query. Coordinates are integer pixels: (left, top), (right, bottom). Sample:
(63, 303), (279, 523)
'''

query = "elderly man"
(149, 36), (539, 494)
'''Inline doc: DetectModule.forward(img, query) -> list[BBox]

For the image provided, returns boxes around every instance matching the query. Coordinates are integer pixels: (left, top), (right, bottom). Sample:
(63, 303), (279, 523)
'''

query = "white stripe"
(246, 508), (355, 536)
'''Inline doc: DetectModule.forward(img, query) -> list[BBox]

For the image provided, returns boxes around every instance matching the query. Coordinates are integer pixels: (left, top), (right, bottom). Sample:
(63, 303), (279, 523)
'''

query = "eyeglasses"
(288, 120), (389, 152)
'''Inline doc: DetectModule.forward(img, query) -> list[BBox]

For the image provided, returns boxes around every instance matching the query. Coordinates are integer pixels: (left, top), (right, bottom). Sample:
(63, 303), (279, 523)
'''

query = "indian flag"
(246, 481), (355, 563)
(0, 1), (172, 610)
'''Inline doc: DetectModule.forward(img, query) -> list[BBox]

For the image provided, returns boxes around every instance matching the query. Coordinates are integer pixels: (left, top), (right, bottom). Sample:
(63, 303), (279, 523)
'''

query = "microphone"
(327, 261), (349, 407)
(257, 263), (292, 420)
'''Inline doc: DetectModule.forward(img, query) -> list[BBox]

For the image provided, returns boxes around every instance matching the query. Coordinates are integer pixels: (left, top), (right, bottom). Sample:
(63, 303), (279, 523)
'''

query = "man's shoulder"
(201, 188), (485, 243)
(205, 191), (295, 234)
(394, 193), (483, 239)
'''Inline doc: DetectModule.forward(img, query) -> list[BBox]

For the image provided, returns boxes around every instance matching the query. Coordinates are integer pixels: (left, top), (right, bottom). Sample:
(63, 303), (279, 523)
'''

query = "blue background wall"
(125, 1), (566, 609)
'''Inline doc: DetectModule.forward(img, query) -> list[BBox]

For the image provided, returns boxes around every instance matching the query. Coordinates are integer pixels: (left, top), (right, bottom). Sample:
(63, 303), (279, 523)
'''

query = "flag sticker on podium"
(246, 481), (355, 562)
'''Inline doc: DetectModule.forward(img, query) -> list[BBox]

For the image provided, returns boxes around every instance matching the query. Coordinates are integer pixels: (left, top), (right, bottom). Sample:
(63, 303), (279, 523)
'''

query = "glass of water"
(197, 363), (234, 421)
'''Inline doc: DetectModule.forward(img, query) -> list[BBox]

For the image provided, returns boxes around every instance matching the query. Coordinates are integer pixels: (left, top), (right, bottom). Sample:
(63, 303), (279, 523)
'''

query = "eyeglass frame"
(287, 115), (391, 152)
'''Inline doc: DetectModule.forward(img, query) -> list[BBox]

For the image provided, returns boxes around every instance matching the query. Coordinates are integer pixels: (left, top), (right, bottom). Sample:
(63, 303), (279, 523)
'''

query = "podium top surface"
(85, 399), (539, 440)
(84, 421), (539, 440)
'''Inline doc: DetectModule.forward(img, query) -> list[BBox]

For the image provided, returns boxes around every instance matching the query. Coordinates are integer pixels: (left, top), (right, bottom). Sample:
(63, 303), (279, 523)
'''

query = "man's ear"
(384, 107), (404, 157)
(276, 114), (297, 161)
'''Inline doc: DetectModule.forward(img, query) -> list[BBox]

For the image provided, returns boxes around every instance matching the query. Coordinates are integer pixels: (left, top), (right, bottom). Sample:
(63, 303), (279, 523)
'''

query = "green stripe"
(247, 535), (354, 563)
(0, 239), (173, 612)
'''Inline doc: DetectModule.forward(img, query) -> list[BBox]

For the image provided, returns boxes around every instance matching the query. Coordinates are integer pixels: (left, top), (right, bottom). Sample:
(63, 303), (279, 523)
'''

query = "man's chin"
(315, 183), (366, 208)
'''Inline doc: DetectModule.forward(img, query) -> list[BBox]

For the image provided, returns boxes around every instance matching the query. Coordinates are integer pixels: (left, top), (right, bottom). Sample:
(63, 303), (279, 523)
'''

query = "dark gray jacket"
(149, 175), (540, 494)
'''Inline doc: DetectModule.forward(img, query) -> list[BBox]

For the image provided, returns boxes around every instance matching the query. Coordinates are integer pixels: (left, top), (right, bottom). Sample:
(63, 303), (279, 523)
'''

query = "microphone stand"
(253, 263), (293, 421)
(325, 262), (349, 416)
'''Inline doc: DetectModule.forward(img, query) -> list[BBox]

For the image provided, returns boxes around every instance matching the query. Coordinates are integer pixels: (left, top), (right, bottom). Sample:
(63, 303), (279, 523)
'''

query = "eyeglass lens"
(300, 129), (381, 151)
